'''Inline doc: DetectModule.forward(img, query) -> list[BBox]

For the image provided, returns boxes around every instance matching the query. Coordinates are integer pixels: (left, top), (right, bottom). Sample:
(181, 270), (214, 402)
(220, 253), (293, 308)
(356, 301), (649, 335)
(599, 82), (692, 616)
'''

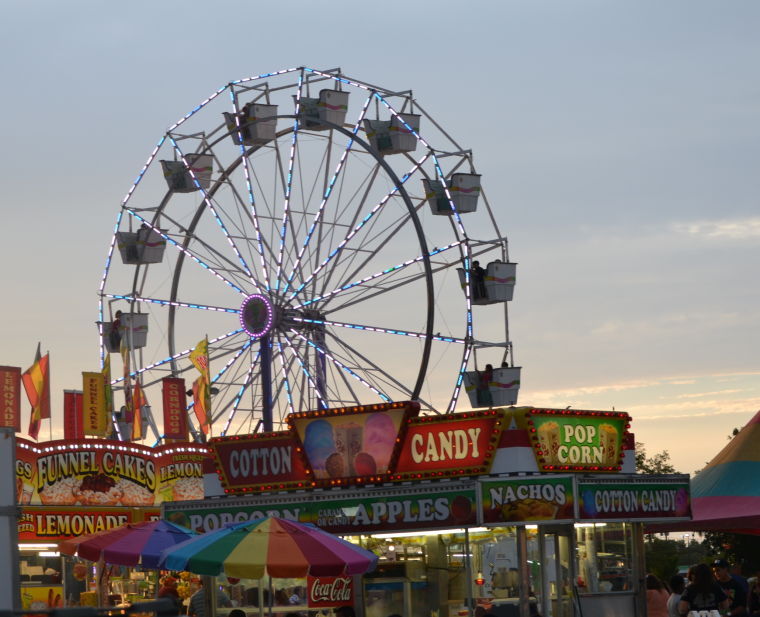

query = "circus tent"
(650, 409), (760, 533)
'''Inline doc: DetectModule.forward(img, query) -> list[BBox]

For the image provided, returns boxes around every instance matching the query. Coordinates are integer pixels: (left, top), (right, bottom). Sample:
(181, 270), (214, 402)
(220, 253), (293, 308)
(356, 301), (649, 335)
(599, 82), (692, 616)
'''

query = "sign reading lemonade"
(526, 409), (630, 472)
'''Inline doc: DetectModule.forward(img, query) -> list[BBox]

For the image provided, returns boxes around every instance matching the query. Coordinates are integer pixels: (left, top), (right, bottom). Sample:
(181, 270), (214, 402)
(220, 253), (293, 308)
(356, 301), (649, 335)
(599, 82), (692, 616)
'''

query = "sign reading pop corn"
(525, 409), (630, 472)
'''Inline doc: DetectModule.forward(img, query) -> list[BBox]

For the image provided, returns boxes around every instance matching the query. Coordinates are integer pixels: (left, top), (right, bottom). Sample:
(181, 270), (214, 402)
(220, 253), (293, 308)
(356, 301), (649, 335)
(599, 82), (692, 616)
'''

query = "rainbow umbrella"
(59, 519), (197, 567)
(158, 516), (378, 579)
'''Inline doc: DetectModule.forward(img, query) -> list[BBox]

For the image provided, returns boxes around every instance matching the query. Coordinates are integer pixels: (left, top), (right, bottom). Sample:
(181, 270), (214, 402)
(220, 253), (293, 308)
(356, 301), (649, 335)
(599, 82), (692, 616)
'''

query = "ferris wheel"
(98, 67), (519, 442)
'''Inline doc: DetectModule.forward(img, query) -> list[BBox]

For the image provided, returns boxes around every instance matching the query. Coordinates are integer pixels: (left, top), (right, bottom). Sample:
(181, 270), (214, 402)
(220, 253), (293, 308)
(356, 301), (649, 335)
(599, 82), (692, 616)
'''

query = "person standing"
(188, 579), (232, 617)
(668, 574), (686, 617)
(647, 574), (670, 617)
(714, 559), (748, 617)
(679, 563), (729, 616)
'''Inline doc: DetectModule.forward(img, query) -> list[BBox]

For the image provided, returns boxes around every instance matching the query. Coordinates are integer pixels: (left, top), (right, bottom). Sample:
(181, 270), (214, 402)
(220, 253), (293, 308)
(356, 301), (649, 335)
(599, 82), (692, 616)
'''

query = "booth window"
(574, 523), (634, 594)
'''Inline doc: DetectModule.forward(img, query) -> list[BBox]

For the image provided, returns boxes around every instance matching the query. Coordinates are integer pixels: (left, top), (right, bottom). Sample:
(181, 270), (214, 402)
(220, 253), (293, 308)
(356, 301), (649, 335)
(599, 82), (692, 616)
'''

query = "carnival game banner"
(481, 476), (575, 523)
(16, 438), (210, 506)
(577, 480), (691, 520)
(165, 485), (477, 534)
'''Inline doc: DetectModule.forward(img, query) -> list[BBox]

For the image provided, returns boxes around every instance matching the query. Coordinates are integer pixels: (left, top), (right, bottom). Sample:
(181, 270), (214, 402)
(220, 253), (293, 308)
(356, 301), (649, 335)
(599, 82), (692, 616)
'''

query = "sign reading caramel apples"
(394, 410), (504, 480)
(288, 402), (418, 484)
(15, 438), (211, 506)
(526, 409), (630, 472)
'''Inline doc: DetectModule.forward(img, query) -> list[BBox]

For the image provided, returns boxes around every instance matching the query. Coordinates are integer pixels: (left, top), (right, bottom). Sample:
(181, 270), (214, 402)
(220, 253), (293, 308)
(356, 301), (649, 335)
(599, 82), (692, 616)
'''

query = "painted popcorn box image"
(536, 421), (561, 464)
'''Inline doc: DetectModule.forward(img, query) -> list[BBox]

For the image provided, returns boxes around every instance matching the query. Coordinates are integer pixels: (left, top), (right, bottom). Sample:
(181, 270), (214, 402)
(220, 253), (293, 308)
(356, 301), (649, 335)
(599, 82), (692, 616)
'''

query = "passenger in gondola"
(471, 261), (487, 301)
(109, 310), (123, 350)
(476, 363), (494, 407)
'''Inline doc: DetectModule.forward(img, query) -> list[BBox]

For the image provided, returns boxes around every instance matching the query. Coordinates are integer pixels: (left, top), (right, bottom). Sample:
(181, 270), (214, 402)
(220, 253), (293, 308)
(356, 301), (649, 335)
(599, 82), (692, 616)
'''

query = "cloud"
(672, 217), (760, 240)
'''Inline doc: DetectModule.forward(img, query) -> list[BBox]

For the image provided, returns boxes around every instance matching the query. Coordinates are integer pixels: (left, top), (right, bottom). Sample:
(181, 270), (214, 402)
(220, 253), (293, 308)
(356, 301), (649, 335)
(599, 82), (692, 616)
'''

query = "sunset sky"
(2, 1), (758, 475)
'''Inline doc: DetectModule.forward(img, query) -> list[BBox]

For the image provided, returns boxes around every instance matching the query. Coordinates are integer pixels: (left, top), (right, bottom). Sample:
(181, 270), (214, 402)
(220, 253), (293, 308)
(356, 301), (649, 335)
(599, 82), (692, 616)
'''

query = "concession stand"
(162, 402), (691, 617)
(15, 437), (211, 609)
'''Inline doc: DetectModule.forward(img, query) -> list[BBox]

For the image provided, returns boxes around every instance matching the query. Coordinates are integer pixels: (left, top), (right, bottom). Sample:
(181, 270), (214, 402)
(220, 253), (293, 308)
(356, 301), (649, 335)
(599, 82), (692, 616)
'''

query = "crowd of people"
(646, 559), (760, 617)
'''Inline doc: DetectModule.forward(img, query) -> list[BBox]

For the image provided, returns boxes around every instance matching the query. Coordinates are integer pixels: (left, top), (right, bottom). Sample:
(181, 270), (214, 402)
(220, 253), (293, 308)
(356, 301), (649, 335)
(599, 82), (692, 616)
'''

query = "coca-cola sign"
(307, 575), (353, 607)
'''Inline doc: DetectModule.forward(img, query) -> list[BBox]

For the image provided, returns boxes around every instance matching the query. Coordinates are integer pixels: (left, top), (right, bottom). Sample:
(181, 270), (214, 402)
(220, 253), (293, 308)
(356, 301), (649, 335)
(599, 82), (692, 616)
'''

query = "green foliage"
(635, 442), (677, 474)
(645, 537), (680, 581)
(646, 537), (711, 581)
(704, 532), (760, 574)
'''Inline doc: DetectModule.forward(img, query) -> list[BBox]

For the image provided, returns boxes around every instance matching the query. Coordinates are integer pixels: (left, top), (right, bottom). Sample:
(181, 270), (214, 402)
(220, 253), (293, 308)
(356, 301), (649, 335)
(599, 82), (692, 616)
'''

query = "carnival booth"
(161, 402), (690, 617)
(16, 438), (211, 609)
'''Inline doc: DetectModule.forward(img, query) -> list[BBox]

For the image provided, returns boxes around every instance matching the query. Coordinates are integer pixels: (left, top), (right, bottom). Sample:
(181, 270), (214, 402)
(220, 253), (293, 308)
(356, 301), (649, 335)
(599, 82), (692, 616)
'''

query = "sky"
(1, 0), (759, 476)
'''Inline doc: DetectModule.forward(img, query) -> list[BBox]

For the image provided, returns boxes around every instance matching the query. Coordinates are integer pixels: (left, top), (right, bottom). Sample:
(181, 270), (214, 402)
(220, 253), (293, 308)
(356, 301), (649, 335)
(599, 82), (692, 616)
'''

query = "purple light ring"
(240, 294), (275, 338)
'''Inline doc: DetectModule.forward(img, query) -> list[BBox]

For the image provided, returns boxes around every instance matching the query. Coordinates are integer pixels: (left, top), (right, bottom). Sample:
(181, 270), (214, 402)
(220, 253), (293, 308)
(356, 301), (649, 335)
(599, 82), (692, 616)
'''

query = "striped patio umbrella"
(159, 516), (378, 579)
(59, 519), (197, 567)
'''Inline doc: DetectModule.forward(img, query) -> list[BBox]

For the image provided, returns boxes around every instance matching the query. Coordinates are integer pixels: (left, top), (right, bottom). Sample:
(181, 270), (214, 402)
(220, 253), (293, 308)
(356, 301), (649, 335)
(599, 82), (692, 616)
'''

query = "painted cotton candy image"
(304, 419), (336, 474)
(363, 413), (397, 472)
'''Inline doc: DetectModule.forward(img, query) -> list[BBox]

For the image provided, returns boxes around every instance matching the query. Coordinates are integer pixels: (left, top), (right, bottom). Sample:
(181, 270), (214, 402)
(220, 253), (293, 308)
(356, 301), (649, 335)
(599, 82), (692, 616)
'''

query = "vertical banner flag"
(192, 377), (209, 435)
(132, 381), (146, 441)
(0, 366), (21, 431)
(23, 344), (50, 439)
(162, 377), (188, 440)
(120, 343), (133, 422)
(82, 371), (108, 437)
(63, 390), (84, 440)
(102, 355), (113, 416)
(190, 337), (211, 435)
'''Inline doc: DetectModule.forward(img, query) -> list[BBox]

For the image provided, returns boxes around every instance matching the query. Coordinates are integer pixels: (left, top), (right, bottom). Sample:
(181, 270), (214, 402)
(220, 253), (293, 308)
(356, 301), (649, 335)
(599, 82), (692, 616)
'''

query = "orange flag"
(22, 343), (50, 440)
(192, 376), (209, 435)
(132, 381), (146, 441)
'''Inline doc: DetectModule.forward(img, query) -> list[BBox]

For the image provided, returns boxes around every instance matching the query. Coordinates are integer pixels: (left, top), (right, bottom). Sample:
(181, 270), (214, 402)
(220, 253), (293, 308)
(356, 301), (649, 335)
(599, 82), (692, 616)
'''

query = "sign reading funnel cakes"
(18, 438), (211, 506)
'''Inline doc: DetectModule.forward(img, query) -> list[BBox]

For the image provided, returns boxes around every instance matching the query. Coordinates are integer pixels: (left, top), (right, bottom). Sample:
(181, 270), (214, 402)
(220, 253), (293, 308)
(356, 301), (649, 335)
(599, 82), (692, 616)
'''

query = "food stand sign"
(164, 485), (478, 534)
(394, 410), (504, 480)
(288, 401), (418, 485)
(18, 507), (133, 540)
(16, 438), (210, 506)
(210, 432), (311, 494)
(525, 408), (631, 472)
(578, 480), (691, 520)
(481, 476), (575, 524)
(0, 366), (21, 431)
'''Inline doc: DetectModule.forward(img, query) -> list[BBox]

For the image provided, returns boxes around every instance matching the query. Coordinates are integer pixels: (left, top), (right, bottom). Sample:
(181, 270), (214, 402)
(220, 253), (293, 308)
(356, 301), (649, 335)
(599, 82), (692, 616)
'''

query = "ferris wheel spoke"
(282, 94), (373, 296)
(321, 198), (425, 301)
(323, 330), (412, 397)
(128, 210), (249, 295)
(104, 294), (239, 315)
(273, 338), (296, 417)
(274, 74), (305, 288)
(112, 329), (245, 385)
(292, 317), (466, 345)
(328, 240), (501, 314)
(289, 153), (431, 302)
(168, 138), (258, 288)
(311, 162), (383, 301)
(296, 241), (463, 310)
(279, 331), (328, 409)
(287, 329), (391, 402)
(219, 348), (260, 435)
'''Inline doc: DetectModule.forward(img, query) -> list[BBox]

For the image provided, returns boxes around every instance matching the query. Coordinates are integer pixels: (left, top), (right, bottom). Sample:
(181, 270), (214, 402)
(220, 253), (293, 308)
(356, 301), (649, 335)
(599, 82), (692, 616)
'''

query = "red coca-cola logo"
(307, 576), (353, 607)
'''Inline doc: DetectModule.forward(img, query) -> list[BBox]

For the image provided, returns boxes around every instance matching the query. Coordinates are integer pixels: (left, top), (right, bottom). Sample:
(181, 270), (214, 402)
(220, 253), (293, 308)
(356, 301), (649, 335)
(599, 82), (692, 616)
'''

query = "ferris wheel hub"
(240, 293), (277, 339)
